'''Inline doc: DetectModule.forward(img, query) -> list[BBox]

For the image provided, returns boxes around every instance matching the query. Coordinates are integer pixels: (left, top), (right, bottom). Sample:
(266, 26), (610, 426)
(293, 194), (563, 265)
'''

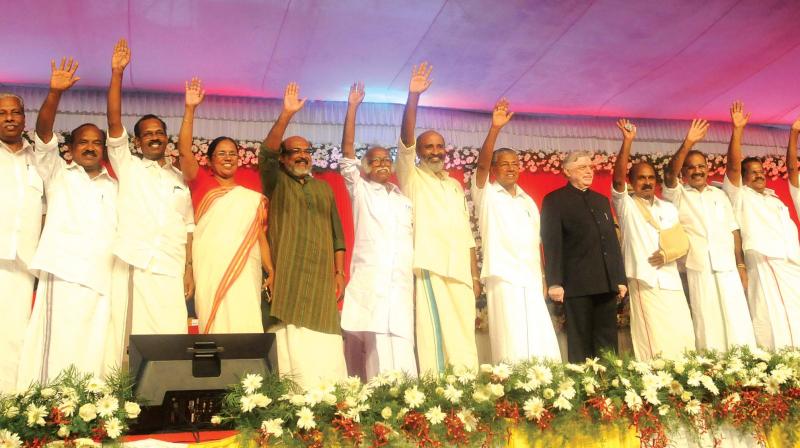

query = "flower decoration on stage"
(0, 367), (139, 447)
(213, 346), (800, 448)
(24, 131), (792, 180)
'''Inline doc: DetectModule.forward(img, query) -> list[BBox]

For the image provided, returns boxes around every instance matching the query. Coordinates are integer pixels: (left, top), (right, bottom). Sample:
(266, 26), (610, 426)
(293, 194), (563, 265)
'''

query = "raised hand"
(185, 77), (205, 108)
(409, 62), (433, 94)
(730, 101), (750, 130)
(49, 57), (80, 92)
(347, 81), (365, 107)
(616, 118), (636, 141)
(283, 82), (306, 114)
(791, 115), (800, 133)
(685, 119), (710, 145)
(111, 38), (130, 72)
(491, 98), (514, 129)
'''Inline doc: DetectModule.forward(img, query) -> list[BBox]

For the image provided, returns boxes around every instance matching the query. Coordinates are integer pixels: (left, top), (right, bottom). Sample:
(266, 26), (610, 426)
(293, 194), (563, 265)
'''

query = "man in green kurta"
(258, 82), (348, 387)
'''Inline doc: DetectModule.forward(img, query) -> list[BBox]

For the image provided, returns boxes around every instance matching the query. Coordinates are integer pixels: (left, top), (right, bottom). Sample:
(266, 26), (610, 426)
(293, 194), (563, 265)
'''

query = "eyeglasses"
(283, 147), (314, 156)
(368, 157), (392, 165)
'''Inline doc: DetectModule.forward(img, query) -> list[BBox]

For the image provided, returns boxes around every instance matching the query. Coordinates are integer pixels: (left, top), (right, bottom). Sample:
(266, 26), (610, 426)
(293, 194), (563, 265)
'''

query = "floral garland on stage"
(0, 367), (140, 447)
(24, 131), (793, 180)
(215, 347), (800, 448)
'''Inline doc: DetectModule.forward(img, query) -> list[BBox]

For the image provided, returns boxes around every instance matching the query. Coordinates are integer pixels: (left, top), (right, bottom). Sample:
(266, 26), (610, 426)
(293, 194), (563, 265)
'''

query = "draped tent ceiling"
(3, 0), (800, 150)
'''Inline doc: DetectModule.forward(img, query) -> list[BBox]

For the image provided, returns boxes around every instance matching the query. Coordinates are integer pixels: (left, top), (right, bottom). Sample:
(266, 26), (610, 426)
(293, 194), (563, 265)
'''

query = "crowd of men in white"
(2, 42), (800, 392)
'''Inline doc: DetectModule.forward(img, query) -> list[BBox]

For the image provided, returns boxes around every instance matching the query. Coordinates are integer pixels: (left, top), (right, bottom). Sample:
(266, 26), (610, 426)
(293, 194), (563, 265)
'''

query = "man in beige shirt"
(396, 63), (479, 374)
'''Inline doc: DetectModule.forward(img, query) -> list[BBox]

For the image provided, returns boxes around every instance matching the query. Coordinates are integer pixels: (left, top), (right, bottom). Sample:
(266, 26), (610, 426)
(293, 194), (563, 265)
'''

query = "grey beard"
(288, 164), (311, 177)
(420, 159), (444, 173)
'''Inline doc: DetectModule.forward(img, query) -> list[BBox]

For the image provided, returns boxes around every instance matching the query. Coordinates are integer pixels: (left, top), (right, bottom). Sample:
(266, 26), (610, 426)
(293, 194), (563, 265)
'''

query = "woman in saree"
(178, 77), (274, 334)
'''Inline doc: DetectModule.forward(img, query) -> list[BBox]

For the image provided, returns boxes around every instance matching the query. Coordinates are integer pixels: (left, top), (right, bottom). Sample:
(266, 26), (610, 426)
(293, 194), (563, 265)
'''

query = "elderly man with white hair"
(338, 82), (416, 379)
(540, 150), (627, 362)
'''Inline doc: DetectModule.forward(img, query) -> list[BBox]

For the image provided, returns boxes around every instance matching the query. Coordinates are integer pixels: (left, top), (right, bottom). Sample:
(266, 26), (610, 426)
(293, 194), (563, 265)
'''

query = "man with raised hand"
(17, 57), (118, 385)
(471, 98), (560, 363)
(789, 116), (800, 218)
(0, 89), (43, 392)
(339, 82), (416, 378)
(611, 119), (695, 360)
(258, 82), (347, 388)
(107, 39), (194, 335)
(662, 118), (756, 350)
(540, 151), (626, 363)
(397, 62), (479, 374)
(722, 101), (800, 349)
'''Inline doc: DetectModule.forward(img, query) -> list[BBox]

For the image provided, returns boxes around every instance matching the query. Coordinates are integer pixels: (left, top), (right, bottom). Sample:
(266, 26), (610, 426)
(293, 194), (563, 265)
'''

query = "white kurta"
(662, 183), (756, 350)
(610, 185), (695, 360)
(471, 177), (560, 363)
(723, 176), (800, 348)
(107, 129), (192, 334)
(339, 157), (416, 377)
(17, 133), (117, 387)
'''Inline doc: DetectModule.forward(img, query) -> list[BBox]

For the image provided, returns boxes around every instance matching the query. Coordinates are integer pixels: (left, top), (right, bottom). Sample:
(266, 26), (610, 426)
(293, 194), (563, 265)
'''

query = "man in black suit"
(541, 151), (627, 362)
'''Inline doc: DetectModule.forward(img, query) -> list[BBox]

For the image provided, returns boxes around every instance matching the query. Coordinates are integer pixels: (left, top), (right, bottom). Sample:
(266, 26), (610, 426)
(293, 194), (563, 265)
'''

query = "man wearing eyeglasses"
(106, 39), (194, 336)
(338, 82), (416, 379)
(472, 98), (561, 364)
(258, 82), (347, 388)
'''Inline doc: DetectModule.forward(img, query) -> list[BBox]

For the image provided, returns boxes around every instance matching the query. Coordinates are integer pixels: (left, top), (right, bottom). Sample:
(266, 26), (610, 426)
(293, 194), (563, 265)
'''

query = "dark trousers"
(564, 292), (618, 362)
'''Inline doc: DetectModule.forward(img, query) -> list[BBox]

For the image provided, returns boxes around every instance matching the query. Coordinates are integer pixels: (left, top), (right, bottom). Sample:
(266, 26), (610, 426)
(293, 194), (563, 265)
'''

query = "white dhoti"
(17, 273), (110, 388)
(485, 277), (560, 363)
(0, 258), (35, 393)
(628, 278), (696, 360)
(416, 270), (478, 375)
(271, 323), (347, 390)
(343, 330), (417, 379)
(102, 257), (134, 373)
(744, 251), (800, 349)
(130, 267), (188, 335)
(686, 268), (756, 351)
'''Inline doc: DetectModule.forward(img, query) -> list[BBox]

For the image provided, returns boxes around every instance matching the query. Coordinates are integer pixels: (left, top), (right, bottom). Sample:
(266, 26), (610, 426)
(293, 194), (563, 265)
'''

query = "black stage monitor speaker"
(128, 333), (274, 434)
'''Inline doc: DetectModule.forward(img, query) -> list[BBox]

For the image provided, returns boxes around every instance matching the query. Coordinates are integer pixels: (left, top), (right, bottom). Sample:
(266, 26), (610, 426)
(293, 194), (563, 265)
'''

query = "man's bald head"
(415, 130), (446, 174)
(279, 135), (313, 177)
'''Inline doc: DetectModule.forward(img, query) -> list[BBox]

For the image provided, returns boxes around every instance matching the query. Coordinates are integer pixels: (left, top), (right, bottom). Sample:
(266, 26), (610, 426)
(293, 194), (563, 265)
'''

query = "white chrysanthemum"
(105, 417), (123, 439)
(240, 395), (257, 413)
(210, 415), (222, 425)
(425, 406), (446, 425)
(771, 364), (794, 385)
(124, 401), (141, 419)
(404, 386), (425, 408)
(26, 404), (47, 427)
(96, 395), (119, 417)
(296, 407), (316, 430)
(252, 393), (272, 408)
(685, 399), (701, 415)
(492, 363), (512, 381)
(241, 373), (263, 394)
(79, 403), (97, 422)
(650, 359), (666, 371)
(289, 394), (306, 406)
(261, 418), (284, 438)
(673, 361), (686, 375)
(0, 429), (22, 448)
(686, 370), (702, 387)
(3, 406), (19, 418)
(454, 365), (477, 385)
(765, 376), (781, 395)
(86, 377), (107, 394)
(752, 348), (772, 362)
(624, 389), (642, 411)
(457, 409), (477, 432)
(443, 384), (463, 403)
(557, 378), (576, 399)
(40, 387), (56, 398)
(658, 405), (670, 416)
(725, 357), (745, 376)
(488, 383), (505, 398)
(59, 400), (76, 417)
(620, 377), (631, 388)
(642, 388), (661, 406)
(553, 395), (572, 411)
(528, 365), (553, 386)
(699, 376), (719, 395)
(515, 379), (537, 392)
(523, 397), (545, 421)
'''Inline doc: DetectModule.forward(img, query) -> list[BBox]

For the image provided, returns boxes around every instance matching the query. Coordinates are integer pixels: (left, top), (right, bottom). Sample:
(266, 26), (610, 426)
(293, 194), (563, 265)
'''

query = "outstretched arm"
(37, 57), (80, 142)
(262, 82), (306, 153)
(664, 119), (710, 188)
(178, 77), (205, 182)
(612, 119), (636, 193)
(475, 98), (514, 188)
(341, 82), (364, 159)
(788, 116), (800, 188)
(725, 101), (750, 186)
(107, 38), (130, 139)
(400, 62), (433, 147)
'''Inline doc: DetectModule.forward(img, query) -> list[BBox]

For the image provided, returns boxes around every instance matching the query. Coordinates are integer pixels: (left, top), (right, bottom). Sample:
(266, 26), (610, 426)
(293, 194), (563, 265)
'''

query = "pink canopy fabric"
(2, 0), (800, 124)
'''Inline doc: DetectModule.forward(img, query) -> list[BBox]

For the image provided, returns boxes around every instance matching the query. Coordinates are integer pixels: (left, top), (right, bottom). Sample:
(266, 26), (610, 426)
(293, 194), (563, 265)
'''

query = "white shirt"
(395, 139), (475, 285)
(107, 129), (194, 277)
(662, 182), (739, 272)
(791, 183), (800, 224)
(29, 134), (117, 295)
(0, 138), (44, 267)
(339, 157), (414, 337)
(611, 184), (683, 290)
(471, 177), (541, 288)
(723, 176), (800, 264)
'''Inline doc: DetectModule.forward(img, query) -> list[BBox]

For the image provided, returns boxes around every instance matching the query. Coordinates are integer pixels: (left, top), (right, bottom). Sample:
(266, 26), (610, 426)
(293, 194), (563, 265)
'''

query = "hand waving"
(283, 82), (306, 114)
(111, 38), (130, 72)
(49, 57), (80, 92)
(348, 81), (365, 107)
(409, 62), (433, 94)
(491, 98), (514, 128)
(616, 118), (636, 141)
(185, 77), (205, 108)
(791, 115), (800, 133)
(685, 119), (710, 145)
(730, 101), (750, 130)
